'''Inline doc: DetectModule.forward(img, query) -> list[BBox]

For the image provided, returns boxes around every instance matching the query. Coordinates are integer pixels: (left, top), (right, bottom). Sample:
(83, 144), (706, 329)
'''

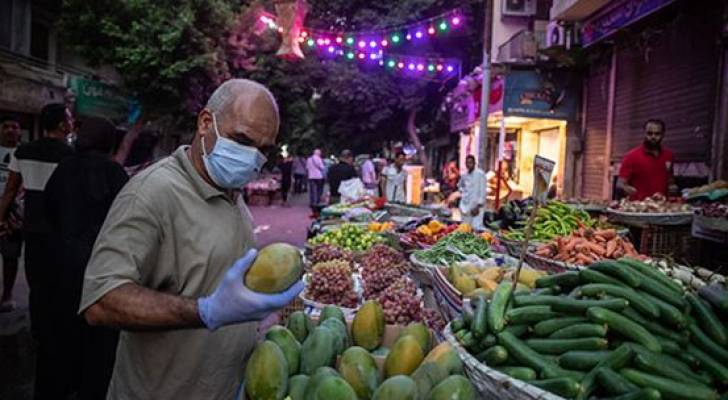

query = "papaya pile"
(447, 261), (546, 298)
(245, 302), (477, 400)
(451, 257), (728, 399)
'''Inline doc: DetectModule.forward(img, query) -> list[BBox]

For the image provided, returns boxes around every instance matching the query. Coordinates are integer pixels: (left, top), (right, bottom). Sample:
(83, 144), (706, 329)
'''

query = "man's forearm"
(85, 283), (203, 331)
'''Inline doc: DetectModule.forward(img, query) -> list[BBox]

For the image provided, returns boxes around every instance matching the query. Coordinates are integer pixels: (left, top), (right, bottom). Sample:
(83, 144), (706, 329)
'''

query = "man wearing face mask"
(617, 119), (677, 200)
(79, 79), (303, 400)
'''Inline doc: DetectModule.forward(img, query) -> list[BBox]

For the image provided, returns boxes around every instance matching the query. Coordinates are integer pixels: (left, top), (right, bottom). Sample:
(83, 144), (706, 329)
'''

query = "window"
(30, 21), (49, 60)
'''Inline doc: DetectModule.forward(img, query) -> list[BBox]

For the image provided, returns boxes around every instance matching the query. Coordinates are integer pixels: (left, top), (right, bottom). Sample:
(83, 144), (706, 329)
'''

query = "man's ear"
(197, 109), (214, 136)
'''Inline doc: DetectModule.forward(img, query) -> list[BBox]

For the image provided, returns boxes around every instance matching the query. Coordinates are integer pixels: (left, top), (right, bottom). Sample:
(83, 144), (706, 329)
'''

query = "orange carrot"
(605, 240), (618, 258)
(583, 241), (606, 256)
(594, 234), (607, 243)
(594, 229), (617, 240)
(576, 253), (594, 264)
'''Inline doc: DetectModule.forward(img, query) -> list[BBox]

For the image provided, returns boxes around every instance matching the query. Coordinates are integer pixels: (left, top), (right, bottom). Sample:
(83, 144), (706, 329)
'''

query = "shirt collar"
(173, 146), (227, 201)
(641, 144), (662, 157)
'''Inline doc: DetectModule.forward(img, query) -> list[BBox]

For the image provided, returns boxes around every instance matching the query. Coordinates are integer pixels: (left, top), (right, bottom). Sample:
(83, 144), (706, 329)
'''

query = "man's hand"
(198, 249), (304, 331)
(623, 185), (637, 196)
(668, 184), (680, 196)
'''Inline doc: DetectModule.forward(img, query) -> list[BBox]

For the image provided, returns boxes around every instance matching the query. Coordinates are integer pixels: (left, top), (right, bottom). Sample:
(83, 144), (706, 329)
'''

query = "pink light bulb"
(452, 17), (461, 26)
(324, 38), (331, 45)
(358, 40), (366, 48)
(428, 27), (436, 35)
(446, 65), (454, 72)
(397, 62), (405, 69)
(417, 64), (424, 71)
(358, 53), (366, 59)
(370, 53), (377, 60)
(406, 33), (412, 40)
(369, 40), (377, 48)
(328, 46), (335, 53)
(316, 38), (325, 46)
(381, 39), (389, 47)
(298, 37), (305, 43)
(301, 31), (308, 38)
(408, 63), (415, 70)
(415, 31), (423, 39)
(336, 37), (343, 44)
(436, 64), (444, 71)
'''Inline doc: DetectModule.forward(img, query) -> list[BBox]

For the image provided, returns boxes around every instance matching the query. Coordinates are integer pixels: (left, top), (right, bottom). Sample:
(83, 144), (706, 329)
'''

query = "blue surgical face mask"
(202, 113), (267, 189)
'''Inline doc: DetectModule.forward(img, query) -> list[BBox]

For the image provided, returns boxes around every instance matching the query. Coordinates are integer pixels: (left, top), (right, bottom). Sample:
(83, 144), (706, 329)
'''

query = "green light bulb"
(346, 37), (354, 45)
(346, 52), (355, 60)
(439, 21), (448, 31)
(387, 60), (396, 68)
(392, 34), (400, 43)
(307, 39), (315, 46)
(428, 64), (435, 72)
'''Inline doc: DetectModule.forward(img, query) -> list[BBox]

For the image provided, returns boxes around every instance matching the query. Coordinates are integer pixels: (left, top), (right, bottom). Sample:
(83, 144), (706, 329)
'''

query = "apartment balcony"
(497, 28), (547, 64)
(550, 0), (611, 21)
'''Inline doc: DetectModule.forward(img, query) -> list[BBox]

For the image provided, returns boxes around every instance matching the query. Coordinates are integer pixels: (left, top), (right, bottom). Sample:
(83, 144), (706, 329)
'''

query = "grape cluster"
(361, 244), (412, 299)
(306, 260), (359, 308)
(310, 244), (354, 265)
(421, 307), (447, 332)
(377, 276), (423, 324)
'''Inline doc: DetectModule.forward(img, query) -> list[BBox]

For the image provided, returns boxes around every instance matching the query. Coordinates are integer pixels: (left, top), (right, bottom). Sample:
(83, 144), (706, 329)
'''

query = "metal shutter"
(582, 56), (611, 199)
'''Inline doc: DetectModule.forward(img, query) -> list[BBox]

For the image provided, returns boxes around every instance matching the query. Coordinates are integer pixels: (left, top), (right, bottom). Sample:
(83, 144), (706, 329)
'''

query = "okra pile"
(451, 257), (728, 400)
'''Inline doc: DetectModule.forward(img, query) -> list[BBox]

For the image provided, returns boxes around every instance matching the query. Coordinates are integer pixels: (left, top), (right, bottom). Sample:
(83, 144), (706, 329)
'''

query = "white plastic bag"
(339, 178), (366, 204)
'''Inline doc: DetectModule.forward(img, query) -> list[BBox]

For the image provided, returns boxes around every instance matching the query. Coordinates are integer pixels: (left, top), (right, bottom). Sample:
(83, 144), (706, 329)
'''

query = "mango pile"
(451, 258), (728, 399)
(447, 262), (546, 298)
(245, 302), (477, 400)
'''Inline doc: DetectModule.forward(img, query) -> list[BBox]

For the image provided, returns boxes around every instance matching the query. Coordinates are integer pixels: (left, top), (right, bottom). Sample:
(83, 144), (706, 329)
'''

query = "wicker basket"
(444, 324), (565, 400)
(606, 208), (694, 227)
(637, 224), (697, 261)
(524, 252), (584, 273)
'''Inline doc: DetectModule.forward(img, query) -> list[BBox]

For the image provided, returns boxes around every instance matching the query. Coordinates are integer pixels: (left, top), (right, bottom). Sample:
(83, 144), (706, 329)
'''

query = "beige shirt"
(80, 146), (256, 400)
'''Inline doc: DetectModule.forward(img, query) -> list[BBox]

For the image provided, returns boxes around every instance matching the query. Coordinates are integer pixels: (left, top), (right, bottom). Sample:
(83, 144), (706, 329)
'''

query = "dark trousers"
(308, 179), (324, 208)
(281, 176), (292, 203)
(293, 173), (306, 193)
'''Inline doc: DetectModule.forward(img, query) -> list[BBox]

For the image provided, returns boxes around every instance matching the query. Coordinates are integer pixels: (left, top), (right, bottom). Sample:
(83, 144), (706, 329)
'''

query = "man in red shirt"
(617, 119), (678, 200)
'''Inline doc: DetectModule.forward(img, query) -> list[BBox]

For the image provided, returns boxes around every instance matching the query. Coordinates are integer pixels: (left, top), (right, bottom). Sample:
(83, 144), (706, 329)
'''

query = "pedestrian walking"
(279, 154), (293, 206)
(459, 155), (487, 230)
(0, 103), (74, 399)
(383, 152), (407, 203)
(361, 156), (378, 193)
(45, 116), (129, 399)
(327, 149), (358, 204)
(293, 153), (306, 193)
(79, 79), (301, 399)
(0, 115), (23, 312)
(306, 148), (325, 215)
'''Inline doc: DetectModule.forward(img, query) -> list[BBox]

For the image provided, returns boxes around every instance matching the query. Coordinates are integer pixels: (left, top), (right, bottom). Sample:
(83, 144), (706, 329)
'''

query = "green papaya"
(287, 311), (314, 343)
(425, 375), (477, 400)
(372, 375), (418, 400)
(384, 335), (424, 378)
(411, 362), (449, 399)
(320, 305), (346, 325)
(265, 325), (301, 376)
(338, 346), (381, 400)
(301, 327), (337, 374)
(422, 342), (464, 375)
(352, 301), (385, 350)
(303, 367), (340, 400)
(288, 375), (310, 400)
(307, 376), (358, 400)
(244, 341), (288, 400)
(399, 322), (432, 354)
(321, 317), (350, 354)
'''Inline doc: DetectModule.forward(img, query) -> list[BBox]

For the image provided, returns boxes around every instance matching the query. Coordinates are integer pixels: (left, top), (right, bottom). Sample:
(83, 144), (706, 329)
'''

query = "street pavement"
(0, 191), (313, 399)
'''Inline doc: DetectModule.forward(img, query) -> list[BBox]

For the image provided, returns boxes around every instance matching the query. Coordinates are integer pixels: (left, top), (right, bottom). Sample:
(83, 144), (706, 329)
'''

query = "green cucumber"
(632, 350), (706, 386)
(462, 307), (474, 329)
(551, 298), (629, 315)
(503, 324), (529, 338)
(497, 331), (562, 378)
(618, 257), (684, 294)
(528, 377), (581, 398)
(687, 294), (728, 346)
(495, 366), (537, 381)
(459, 331), (477, 349)
(533, 317), (589, 337)
(622, 307), (688, 345)
(654, 336), (684, 356)
(597, 367), (639, 395)
(676, 351), (701, 369)
(586, 307), (661, 353)
(488, 281), (512, 333)
(479, 334), (497, 348)
(629, 268), (687, 309)
(687, 344), (728, 384)
(597, 388), (662, 400)
(575, 343), (633, 400)
(629, 343), (711, 386)
(506, 305), (560, 325)
(476, 345), (508, 366)
(688, 321), (728, 364)
(589, 261), (642, 287)
(640, 291), (687, 328)
(472, 295), (488, 338)
(557, 351), (610, 371)
(620, 368), (718, 400)
(524, 337), (608, 355)
(450, 317), (465, 333)
(579, 284), (659, 318)
(512, 295), (560, 307)
(549, 323), (607, 339)
(579, 268), (628, 287)
(535, 272), (580, 289)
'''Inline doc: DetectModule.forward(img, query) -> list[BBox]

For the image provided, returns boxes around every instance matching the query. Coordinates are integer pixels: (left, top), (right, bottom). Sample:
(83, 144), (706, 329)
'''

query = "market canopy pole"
(477, 0), (493, 170)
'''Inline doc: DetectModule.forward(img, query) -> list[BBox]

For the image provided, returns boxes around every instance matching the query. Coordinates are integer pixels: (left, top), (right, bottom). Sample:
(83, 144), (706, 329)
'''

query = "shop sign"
(503, 70), (577, 121)
(449, 75), (504, 132)
(581, 0), (676, 47)
(68, 76), (128, 121)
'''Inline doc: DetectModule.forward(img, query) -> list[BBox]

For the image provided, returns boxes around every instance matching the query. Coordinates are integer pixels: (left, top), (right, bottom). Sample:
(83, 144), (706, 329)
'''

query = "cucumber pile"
(451, 258), (728, 400)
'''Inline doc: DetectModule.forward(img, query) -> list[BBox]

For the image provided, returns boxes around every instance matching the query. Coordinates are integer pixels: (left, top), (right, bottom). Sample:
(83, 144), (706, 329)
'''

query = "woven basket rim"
(525, 251), (585, 271)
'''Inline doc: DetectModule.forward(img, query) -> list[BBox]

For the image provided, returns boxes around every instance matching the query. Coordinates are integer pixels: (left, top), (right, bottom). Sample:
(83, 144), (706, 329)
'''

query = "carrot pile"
(534, 228), (644, 265)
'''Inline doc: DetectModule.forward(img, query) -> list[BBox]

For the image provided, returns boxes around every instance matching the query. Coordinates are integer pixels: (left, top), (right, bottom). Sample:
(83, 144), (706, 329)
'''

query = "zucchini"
(557, 351), (610, 371)
(687, 344), (728, 384)
(471, 295), (488, 338)
(495, 366), (536, 381)
(630, 268), (687, 309)
(629, 343), (712, 386)
(641, 291), (687, 328)
(535, 271), (581, 289)
(450, 317), (465, 333)
(698, 284), (728, 312)
(622, 307), (688, 345)
(479, 334), (497, 348)
(579, 268), (628, 287)
(549, 323), (607, 339)
(597, 388), (661, 400)
(503, 324), (529, 338)
(589, 261), (642, 287)
(586, 307), (661, 353)
(528, 377), (581, 398)
(476, 345), (508, 366)
(551, 298), (629, 315)
(497, 331), (560, 375)
(488, 281), (512, 333)
(688, 321), (728, 364)
(618, 257), (684, 294)
(633, 350), (706, 385)
(506, 305), (560, 325)
(579, 284), (660, 318)
(575, 343), (633, 400)
(597, 367), (639, 395)
(533, 316), (589, 337)
(686, 294), (728, 346)
(620, 368), (718, 400)
(524, 337), (608, 355)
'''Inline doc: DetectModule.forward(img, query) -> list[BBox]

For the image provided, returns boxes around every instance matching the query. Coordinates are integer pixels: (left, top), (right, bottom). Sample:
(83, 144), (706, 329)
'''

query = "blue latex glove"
(198, 249), (304, 331)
